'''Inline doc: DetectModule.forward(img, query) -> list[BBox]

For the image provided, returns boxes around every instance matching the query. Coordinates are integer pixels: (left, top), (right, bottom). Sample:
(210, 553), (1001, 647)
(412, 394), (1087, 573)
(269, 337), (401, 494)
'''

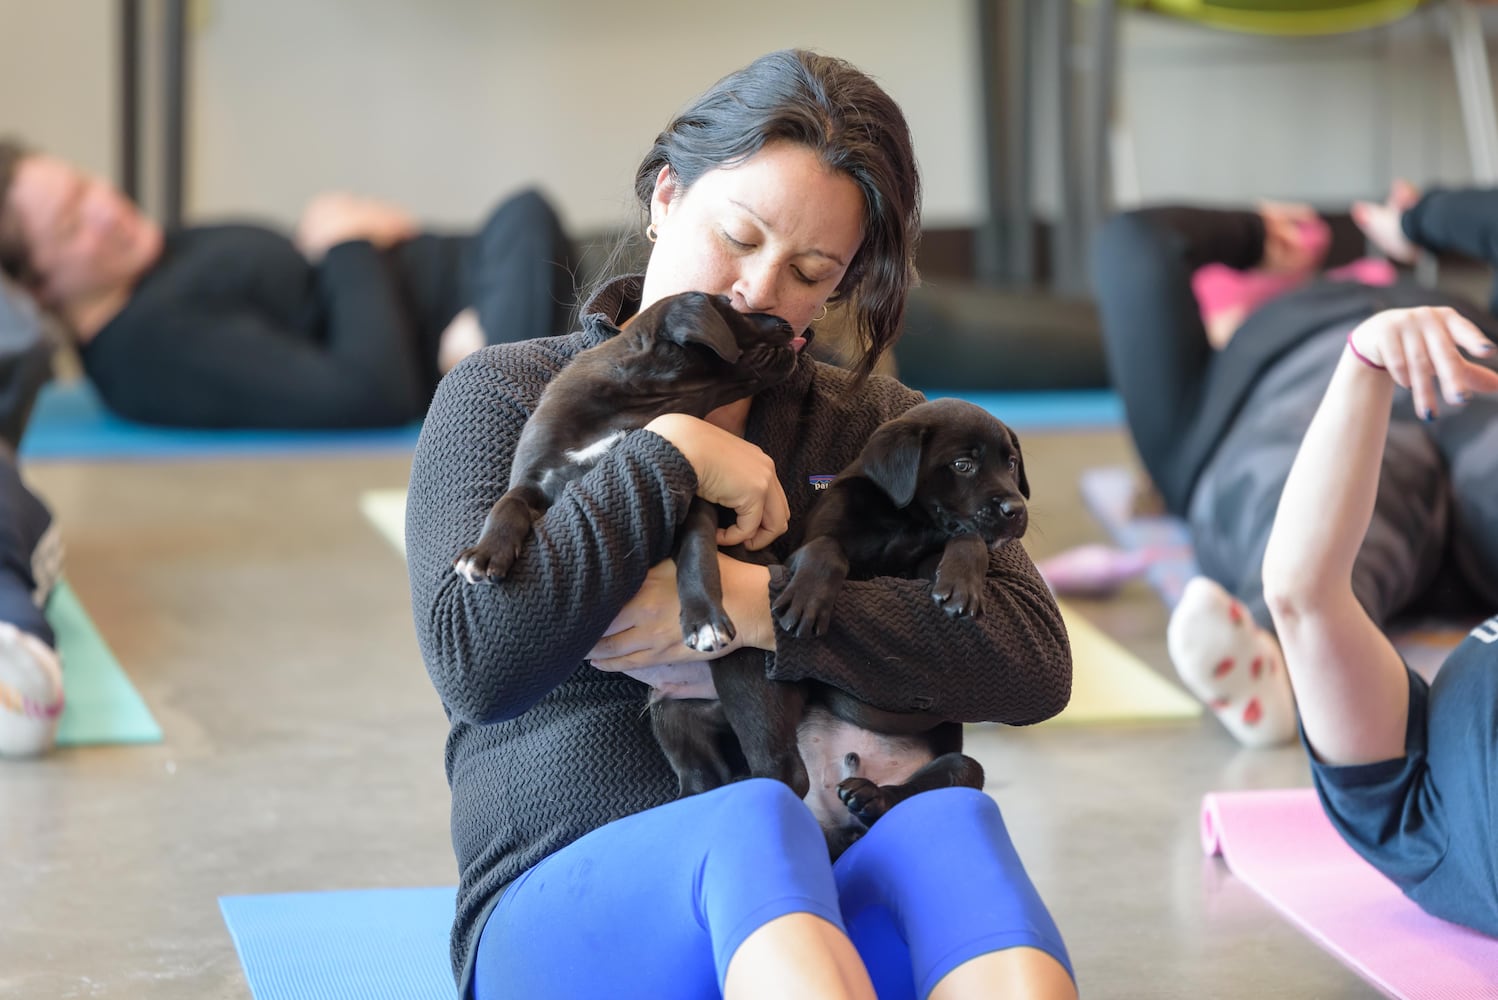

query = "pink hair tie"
(1346, 330), (1386, 371)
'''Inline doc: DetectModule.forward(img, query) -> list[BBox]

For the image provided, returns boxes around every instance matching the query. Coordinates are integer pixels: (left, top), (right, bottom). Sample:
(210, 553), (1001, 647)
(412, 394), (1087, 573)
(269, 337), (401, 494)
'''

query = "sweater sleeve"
(764, 538), (1070, 726)
(405, 342), (702, 725)
(1401, 187), (1498, 269)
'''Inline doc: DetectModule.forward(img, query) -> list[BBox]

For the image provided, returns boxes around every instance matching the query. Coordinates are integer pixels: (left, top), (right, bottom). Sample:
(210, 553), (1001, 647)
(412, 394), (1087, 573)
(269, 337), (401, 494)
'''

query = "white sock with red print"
(1167, 576), (1297, 749)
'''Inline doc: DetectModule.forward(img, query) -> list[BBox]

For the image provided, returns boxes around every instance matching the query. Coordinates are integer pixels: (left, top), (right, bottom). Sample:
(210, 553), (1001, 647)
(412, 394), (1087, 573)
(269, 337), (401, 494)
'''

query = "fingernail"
(1479, 342), (1497, 353)
(1422, 408), (1436, 422)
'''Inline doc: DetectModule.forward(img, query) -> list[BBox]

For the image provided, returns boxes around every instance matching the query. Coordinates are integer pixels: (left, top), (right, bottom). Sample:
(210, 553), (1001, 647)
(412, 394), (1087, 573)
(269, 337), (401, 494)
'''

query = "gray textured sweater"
(406, 276), (1073, 996)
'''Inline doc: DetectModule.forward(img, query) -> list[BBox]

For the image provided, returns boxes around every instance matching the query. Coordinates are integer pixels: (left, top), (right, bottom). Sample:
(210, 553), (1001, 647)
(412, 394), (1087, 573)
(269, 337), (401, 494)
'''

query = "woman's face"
(7, 155), (162, 306)
(640, 141), (865, 338)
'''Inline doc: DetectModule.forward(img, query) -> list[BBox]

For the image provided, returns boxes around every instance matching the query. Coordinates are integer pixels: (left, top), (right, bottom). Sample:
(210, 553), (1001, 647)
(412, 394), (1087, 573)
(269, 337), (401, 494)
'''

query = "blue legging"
(473, 780), (1074, 999)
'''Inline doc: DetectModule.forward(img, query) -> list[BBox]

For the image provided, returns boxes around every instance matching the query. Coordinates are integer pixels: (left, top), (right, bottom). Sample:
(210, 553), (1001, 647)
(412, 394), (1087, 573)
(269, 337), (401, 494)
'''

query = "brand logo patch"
(808, 475), (835, 491)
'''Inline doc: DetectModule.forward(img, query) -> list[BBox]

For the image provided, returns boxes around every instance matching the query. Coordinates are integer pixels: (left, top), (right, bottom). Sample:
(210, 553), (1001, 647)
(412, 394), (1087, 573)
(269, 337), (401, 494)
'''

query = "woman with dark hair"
(407, 49), (1076, 999)
(0, 138), (575, 429)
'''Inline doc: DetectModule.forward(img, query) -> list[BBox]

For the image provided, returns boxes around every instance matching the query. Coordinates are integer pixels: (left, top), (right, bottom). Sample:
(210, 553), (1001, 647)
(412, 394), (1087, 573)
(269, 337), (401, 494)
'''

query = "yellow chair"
(1119, 0), (1423, 37)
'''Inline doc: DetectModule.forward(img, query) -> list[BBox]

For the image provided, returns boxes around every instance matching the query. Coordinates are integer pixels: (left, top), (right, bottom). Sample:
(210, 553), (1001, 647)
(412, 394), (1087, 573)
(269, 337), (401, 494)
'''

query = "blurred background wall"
(1, 1), (1495, 242)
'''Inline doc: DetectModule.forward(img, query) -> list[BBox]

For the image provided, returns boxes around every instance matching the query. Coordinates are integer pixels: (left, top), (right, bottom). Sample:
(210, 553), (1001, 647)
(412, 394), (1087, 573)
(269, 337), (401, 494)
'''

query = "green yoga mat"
(48, 581), (161, 745)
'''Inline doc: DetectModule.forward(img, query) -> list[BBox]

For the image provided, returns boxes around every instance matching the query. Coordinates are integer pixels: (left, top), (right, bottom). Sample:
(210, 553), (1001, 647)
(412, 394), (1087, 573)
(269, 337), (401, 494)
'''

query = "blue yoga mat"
(925, 388), (1122, 430)
(20, 380), (421, 461)
(19, 380), (1114, 463)
(220, 887), (456, 1000)
(50, 579), (160, 745)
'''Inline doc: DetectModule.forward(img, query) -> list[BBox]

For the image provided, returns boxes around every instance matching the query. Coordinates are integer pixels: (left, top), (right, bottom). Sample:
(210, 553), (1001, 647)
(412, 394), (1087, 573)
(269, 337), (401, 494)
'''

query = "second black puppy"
(453, 290), (800, 656)
(778, 397), (1030, 850)
(654, 397), (1032, 855)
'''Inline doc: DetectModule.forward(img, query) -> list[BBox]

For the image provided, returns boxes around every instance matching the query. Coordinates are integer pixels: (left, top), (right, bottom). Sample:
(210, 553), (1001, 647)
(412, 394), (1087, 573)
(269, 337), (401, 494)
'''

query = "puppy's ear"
(1009, 426), (1030, 499)
(660, 292), (742, 363)
(861, 420), (925, 508)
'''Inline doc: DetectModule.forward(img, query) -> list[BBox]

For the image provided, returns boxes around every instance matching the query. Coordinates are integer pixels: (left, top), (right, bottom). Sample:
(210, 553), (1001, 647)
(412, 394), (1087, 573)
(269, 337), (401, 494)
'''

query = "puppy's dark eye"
(1008, 456), (1018, 473)
(952, 457), (977, 475)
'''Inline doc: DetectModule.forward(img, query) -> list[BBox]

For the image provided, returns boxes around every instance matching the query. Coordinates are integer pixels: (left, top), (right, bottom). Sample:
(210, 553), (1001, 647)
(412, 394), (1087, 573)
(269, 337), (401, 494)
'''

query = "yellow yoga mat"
(359, 488), (407, 556)
(1043, 600), (1201, 725)
(361, 490), (1200, 725)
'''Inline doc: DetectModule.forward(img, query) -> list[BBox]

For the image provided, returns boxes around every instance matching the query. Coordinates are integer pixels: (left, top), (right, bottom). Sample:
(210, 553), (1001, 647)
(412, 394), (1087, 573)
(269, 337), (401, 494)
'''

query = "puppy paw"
(930, 576), (983, 617)
(452, 540), (521, 584)
(837, 777), (891, 826)
(681, 606), (736, 652)
(771, 579), (836, 638)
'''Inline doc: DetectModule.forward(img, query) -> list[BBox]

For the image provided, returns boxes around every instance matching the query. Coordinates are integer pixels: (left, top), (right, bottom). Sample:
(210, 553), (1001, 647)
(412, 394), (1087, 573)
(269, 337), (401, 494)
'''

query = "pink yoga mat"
(1201, 788), (1498, 999)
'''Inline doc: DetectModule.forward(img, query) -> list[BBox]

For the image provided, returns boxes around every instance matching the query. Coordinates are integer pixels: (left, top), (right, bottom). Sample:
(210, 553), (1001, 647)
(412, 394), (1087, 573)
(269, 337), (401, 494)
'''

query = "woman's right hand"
(645, 413), (789, 550)
(1346, 306), (1498, 417)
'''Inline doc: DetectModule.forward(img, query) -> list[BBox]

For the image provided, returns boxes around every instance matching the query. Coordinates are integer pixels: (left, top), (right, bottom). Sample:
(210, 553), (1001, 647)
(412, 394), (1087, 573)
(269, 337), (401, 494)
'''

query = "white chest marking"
(565, 430), (627, 466)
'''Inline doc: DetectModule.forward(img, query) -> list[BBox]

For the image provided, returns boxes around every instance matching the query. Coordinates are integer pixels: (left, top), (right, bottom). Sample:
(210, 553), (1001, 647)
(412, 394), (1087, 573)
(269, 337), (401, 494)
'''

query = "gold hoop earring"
(812, 304), (829, 323)
(646, 223), (658, 243)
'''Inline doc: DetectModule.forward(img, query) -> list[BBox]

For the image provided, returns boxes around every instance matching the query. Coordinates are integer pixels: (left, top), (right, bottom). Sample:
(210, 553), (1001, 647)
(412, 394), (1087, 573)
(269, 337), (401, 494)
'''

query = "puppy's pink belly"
(797, 708), (933, 829)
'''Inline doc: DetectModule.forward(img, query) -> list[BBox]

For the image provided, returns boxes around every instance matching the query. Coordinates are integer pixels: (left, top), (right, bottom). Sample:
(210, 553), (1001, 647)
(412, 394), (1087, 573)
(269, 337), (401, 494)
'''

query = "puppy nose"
(998, 498), (1024, 520)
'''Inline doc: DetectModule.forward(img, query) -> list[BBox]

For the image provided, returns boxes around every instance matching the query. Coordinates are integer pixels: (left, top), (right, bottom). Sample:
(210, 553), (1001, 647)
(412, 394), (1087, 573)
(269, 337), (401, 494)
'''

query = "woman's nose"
(732, 261), (778, 314)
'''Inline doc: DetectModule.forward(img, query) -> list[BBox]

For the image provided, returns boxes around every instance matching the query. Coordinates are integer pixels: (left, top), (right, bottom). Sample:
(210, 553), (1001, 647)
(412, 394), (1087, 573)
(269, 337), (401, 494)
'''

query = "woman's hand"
(1346, 306), (1498, 417)
(646, 413), (789, 550)
(296, 192), (420, 262)
(1351, 179), (1420, 264)
(587, 554), (775, 671)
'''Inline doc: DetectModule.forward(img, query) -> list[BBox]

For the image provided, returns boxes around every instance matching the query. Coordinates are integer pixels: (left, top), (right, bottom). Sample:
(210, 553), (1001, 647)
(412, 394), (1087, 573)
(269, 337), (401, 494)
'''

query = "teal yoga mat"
(926, 388), (1122, 430)
(20, 380), (421, 462)
(49, 580), (161, 745)
(220, 887), (455, 1000)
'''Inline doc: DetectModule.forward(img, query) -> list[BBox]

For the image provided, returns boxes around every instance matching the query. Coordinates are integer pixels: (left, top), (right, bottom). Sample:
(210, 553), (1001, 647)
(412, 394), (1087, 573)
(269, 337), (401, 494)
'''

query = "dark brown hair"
(633, 50), (921, 383)
(0, 138), (38, 289)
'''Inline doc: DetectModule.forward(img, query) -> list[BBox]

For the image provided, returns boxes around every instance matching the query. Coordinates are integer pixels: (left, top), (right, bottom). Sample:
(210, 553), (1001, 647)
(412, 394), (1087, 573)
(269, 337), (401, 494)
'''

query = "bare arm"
(1262, 306), (1498, 765)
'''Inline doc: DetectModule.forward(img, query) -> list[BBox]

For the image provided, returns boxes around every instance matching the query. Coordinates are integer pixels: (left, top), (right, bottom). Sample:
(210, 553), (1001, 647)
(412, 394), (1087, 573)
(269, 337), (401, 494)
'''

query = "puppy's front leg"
(928, 533), (989, 617)
(772, 536), (851, 638)
(674, 497), (736, 651)
(454, 484), (548, 583)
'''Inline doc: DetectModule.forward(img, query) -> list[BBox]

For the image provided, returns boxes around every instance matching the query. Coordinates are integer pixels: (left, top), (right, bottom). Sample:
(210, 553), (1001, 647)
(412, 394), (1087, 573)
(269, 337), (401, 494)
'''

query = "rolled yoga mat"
(1202, 788), (1498, 999)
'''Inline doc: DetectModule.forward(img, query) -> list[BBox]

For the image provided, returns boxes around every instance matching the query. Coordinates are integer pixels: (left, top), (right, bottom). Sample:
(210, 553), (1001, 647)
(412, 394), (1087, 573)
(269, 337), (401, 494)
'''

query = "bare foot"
(1351, 179), (1420, 264)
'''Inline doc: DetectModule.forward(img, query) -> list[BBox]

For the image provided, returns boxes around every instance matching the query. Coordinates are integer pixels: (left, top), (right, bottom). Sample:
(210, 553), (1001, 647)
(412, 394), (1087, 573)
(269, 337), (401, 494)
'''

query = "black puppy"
(771, 397), (1029, 853)
(453, 290), (800, 660)
(651, 398), (1032, 855)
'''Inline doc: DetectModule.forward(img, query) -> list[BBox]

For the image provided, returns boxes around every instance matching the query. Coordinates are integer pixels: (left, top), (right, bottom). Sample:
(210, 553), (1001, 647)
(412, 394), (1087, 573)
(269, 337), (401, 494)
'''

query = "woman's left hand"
(587, 555), (774, 671)
(1347, 306), (1498, 417)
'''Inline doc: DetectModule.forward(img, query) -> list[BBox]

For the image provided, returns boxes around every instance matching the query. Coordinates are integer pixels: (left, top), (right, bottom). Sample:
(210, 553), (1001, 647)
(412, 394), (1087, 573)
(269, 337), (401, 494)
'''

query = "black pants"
(1093, 197), (1498, 630)
(0, 323), (57, 646)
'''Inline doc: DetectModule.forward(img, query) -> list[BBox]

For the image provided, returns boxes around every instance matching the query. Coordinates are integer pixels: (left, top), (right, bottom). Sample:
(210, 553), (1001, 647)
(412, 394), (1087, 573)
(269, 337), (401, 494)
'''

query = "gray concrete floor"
(0, 430), (1381, 998)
